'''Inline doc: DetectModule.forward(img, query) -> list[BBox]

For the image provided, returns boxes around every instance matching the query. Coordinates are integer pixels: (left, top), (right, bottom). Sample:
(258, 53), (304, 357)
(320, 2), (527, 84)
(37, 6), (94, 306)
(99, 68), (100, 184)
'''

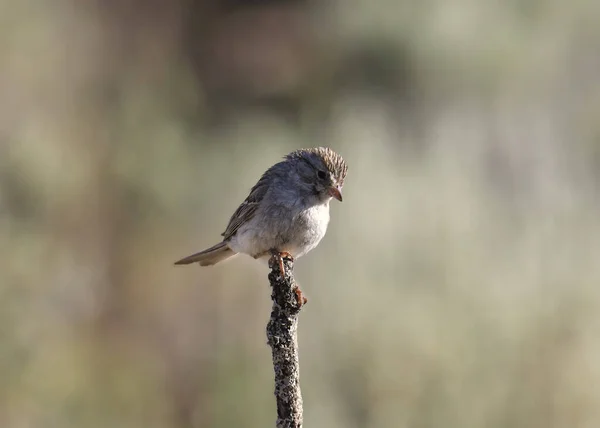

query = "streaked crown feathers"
(285, 147), (348, 186)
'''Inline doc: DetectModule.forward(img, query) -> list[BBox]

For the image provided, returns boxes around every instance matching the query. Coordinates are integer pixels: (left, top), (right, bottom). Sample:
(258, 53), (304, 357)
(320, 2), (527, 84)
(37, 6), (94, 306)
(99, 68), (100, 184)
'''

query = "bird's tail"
(174, 241), (237, 266)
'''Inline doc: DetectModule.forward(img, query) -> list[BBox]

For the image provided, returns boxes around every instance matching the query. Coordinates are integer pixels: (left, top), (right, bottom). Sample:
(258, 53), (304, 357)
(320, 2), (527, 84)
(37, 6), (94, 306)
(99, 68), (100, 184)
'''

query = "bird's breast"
(289, 202), (330, 257)
(228, 200), (331, 259)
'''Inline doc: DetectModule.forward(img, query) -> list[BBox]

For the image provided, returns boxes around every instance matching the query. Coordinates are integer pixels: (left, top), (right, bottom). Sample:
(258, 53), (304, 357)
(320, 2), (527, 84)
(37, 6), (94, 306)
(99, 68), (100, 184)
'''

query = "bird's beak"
(328, 186), (343, 202)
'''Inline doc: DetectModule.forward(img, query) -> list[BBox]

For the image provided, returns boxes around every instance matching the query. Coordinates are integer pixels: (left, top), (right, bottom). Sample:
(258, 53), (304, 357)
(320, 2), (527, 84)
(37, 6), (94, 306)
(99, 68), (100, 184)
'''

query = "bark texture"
(266, 255), (304, 428)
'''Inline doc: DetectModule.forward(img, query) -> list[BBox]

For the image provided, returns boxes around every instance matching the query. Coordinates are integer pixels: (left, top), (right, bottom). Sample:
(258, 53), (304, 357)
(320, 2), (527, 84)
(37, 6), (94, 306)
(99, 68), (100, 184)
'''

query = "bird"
(174, 147), (348, 304)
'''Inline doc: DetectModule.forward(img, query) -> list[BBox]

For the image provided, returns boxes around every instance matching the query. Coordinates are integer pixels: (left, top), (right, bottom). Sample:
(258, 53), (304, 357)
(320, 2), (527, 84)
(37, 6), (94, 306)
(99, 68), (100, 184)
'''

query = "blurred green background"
(2, 0), (600, 427)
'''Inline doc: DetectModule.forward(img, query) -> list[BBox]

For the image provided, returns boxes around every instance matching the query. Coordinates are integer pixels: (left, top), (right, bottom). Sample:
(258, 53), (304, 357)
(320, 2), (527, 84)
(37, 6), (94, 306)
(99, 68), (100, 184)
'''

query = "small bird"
(175, 147), (348, 303)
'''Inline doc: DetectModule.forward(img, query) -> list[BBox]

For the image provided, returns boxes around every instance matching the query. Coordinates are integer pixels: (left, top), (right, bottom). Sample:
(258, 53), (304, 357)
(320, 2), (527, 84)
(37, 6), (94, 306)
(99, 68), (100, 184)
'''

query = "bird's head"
(286, 147), (348, 202)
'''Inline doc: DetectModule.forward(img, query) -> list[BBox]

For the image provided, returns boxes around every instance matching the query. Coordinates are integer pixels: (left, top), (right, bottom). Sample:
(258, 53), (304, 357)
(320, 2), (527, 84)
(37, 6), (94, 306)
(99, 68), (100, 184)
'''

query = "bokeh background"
(2, 0), (600, 427)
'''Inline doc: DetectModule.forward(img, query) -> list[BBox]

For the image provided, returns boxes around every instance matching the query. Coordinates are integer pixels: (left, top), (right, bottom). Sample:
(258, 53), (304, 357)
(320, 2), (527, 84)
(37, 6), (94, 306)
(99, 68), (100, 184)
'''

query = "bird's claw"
(269, 250), (306, 307)
(269, 250), (294, 276)
(294, 288), (308, 307)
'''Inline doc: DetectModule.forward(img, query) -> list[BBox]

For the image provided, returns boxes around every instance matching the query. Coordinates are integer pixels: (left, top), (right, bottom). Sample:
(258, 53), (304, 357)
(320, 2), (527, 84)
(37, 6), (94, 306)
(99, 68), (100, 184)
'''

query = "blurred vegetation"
(2, 0), (600, 427)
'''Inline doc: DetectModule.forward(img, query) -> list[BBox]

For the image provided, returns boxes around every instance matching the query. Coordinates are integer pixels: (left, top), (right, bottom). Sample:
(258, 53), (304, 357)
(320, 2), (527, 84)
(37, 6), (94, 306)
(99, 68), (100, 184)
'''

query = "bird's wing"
(221, 170), (271, 240)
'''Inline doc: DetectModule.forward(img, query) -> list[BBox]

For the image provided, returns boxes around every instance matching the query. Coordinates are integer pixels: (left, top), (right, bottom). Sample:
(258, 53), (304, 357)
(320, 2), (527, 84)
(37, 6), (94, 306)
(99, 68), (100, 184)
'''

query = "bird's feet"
(269, 250), (294, 276)
(294, 288), (308, 307)
(268, 250), (307, 307)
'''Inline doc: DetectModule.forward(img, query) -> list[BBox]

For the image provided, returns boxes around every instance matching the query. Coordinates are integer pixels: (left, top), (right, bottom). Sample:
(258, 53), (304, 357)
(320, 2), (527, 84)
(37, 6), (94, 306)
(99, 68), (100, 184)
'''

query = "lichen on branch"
(266, 254), (304, 428)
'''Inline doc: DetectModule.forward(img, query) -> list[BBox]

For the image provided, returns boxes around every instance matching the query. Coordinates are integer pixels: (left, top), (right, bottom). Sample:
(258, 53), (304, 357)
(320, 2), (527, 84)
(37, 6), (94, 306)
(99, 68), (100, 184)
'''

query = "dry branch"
(266, 255), (304, 428)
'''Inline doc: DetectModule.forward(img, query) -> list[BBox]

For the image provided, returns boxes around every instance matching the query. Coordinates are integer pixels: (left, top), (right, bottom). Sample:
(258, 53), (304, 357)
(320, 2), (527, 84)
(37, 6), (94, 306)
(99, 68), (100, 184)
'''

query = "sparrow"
(174, 147), (348, 304)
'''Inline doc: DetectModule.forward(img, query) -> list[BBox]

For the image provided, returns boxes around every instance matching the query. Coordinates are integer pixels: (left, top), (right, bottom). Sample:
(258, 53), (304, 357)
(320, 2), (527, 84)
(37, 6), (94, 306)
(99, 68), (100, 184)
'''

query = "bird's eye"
(317, 170), (327, 180)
